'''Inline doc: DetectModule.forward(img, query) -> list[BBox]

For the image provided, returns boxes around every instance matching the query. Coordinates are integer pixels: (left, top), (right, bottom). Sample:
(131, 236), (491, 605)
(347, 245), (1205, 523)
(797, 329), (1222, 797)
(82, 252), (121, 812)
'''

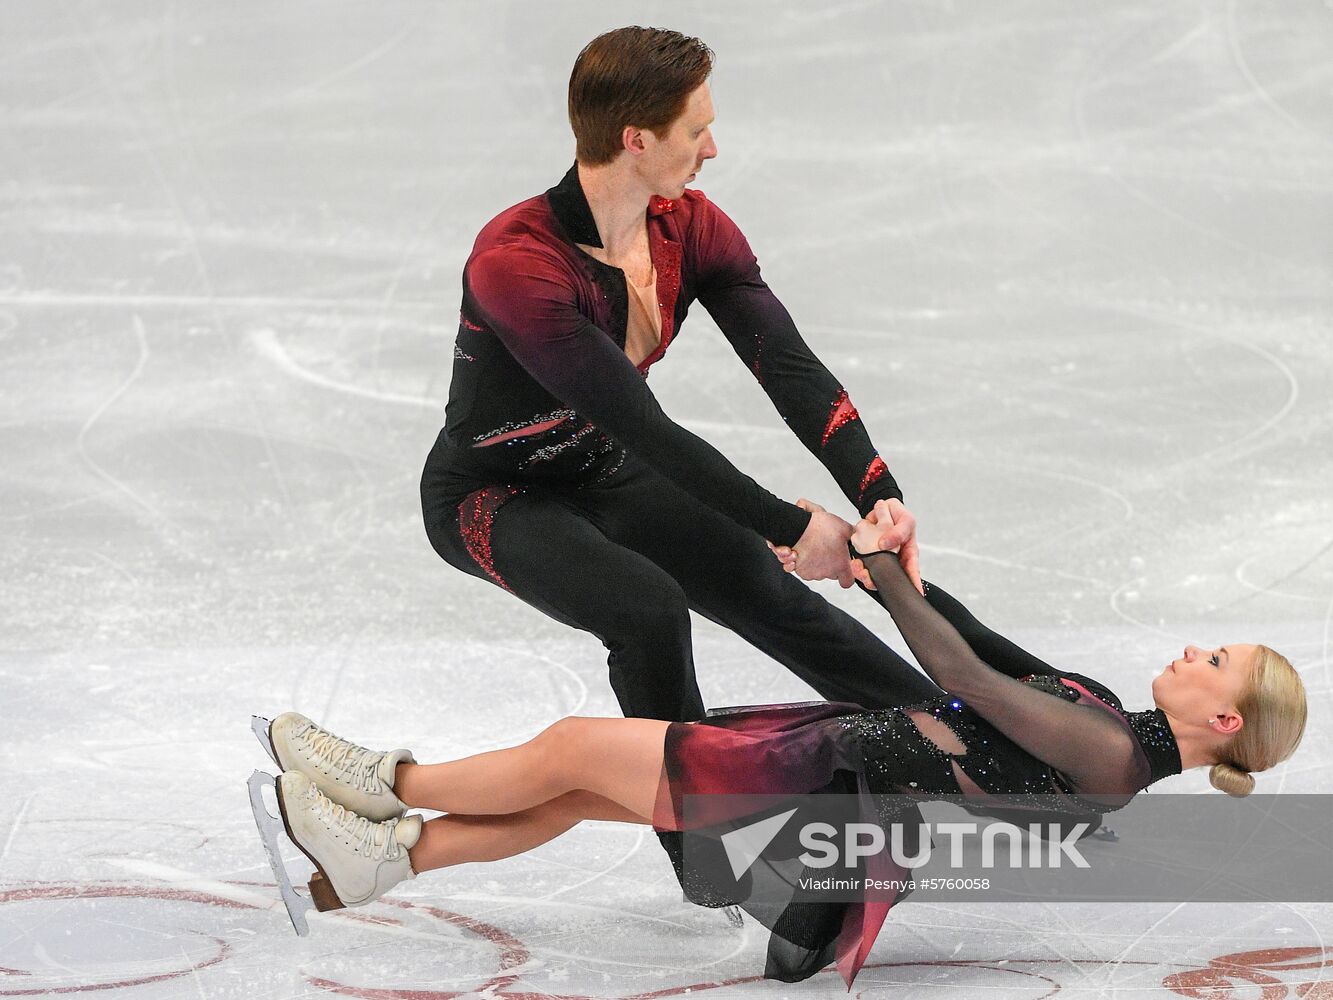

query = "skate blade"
(251, 715), (280, 766)
(248, 770), (313, 935)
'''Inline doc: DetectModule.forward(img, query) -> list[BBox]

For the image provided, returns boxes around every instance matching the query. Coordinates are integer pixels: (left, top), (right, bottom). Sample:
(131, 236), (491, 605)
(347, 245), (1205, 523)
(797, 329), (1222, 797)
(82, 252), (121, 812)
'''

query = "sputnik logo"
(719, 808), (800, 879)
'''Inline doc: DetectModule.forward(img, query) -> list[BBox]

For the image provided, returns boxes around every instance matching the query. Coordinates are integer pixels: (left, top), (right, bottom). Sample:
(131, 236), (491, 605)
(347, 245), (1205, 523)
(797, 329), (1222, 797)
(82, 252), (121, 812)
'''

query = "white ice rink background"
(1, 1), (1331, 996)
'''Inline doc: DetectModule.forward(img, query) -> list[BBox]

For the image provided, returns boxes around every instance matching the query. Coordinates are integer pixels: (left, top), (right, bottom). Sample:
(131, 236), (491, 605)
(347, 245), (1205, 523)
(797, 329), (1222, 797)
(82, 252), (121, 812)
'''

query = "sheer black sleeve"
(860, 550), (1142, 796)
(920, 582), (1062, 679)
(855, 572), (1058, 680)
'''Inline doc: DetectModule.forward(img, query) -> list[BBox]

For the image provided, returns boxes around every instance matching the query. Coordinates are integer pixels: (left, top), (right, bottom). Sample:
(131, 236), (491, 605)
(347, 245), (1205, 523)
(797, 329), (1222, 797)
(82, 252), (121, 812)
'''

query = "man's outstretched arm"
(692, 196), (903, 512)
(691, 194), (919, 587)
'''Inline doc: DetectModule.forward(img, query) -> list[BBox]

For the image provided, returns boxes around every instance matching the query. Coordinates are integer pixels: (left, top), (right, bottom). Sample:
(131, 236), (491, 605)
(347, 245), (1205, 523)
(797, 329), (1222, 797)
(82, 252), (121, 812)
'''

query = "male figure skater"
(419, 26), (930, 897)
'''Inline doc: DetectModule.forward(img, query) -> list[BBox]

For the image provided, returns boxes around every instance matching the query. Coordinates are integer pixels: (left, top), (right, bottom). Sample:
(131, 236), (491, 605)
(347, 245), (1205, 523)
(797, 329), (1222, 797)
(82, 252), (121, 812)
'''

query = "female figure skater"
(254, 501), (1306, 988)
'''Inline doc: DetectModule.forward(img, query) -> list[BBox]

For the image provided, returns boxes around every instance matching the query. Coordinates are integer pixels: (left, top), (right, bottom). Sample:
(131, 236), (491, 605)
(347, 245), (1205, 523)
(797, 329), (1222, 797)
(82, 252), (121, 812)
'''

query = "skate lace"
(299, 722), (384, 793)
(305, 782), (402, 861)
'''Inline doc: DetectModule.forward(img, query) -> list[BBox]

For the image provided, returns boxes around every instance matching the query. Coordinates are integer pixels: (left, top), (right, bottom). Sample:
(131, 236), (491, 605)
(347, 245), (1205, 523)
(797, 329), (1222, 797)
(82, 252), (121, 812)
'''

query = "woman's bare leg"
(409, 789), (649, 874)
(393, 717), (671, 822)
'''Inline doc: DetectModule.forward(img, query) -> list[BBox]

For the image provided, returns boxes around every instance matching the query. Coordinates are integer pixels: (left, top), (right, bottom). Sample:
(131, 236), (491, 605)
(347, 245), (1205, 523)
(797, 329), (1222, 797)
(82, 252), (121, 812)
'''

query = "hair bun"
(1209, 762), (1255, 798)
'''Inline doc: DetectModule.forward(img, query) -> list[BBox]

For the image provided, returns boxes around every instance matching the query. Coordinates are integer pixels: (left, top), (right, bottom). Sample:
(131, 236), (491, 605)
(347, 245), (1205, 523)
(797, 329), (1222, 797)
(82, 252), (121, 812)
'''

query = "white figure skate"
(249, 769), (421, 927)
(252, 713), (414, 822)
(248, 769), (314, 935)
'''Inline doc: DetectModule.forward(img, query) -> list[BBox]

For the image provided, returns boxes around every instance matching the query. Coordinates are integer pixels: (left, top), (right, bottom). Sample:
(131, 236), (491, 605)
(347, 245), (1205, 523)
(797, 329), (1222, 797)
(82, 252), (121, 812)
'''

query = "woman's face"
(1152, 643), (1257, 733)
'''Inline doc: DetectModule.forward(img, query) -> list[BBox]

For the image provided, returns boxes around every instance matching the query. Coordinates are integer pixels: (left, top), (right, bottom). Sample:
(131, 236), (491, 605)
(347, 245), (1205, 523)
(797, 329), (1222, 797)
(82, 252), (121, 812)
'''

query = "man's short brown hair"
(568, 27), (714, 166)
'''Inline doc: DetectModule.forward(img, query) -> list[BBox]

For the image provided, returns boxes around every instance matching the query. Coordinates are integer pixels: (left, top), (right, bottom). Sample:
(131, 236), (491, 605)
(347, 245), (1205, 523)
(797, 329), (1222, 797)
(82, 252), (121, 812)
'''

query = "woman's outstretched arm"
(854, 505), (1136, 793)
(857, 573), (1062, 681)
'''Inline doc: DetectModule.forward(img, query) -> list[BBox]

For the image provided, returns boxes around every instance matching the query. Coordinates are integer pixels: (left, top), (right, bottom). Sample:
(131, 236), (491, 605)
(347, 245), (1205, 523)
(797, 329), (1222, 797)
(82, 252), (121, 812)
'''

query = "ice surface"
(1, 1), (1330, 995)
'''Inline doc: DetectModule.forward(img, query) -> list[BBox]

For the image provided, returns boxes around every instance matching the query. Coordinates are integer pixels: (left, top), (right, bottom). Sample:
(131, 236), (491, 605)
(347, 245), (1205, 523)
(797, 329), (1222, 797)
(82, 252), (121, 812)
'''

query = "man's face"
(635, 82), (717, 199)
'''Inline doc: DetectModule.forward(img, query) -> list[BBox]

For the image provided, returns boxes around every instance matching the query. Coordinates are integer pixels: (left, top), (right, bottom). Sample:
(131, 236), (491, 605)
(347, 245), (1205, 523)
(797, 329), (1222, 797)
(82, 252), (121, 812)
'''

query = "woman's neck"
(1160, 708), (1223, 771)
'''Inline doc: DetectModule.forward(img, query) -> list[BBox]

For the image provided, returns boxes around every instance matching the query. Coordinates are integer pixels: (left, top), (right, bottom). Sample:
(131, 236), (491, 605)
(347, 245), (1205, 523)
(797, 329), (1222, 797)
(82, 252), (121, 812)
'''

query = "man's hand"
(849, 498), (923, 595)
(766, 498), (856, 588)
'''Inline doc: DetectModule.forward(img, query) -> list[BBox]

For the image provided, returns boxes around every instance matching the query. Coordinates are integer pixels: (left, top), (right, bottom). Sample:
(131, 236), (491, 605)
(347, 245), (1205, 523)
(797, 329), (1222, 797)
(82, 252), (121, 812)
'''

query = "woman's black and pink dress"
(650, 556), (1183, 988)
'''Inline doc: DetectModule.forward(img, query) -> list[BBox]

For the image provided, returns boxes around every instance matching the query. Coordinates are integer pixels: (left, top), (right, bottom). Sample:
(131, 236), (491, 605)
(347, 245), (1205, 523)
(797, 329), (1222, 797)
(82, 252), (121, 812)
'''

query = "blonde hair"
(1208, 645), (1306, 797)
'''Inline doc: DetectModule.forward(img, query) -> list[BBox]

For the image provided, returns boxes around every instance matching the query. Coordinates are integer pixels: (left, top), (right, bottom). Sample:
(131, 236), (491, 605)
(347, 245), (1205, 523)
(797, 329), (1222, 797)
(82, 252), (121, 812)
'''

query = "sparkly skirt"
(650, 701), (922, 988)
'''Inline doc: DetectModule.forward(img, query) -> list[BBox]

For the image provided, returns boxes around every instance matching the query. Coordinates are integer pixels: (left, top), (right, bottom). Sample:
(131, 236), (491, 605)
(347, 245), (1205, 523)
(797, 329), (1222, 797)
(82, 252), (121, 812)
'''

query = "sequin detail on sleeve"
(519, 421), (601, 469)
(457, 485), (520, 592)
(750, 331), (766, 385)
(470, 409), (577, 447)
(1018, 674), (1083, 701)
(858, 456), (888, 498)
(820, 389), (862, 447)
(583, 445), (626, 486)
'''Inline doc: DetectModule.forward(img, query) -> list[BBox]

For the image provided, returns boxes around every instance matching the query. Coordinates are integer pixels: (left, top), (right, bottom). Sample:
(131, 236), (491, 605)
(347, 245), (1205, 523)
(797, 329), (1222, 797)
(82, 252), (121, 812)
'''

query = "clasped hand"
(767, 497), (922, 595)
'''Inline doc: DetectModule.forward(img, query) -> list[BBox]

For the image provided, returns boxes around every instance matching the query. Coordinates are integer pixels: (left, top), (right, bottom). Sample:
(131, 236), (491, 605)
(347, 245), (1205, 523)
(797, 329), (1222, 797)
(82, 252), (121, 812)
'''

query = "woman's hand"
(850, 503), (893, 559)
(850, 499), (924, 596)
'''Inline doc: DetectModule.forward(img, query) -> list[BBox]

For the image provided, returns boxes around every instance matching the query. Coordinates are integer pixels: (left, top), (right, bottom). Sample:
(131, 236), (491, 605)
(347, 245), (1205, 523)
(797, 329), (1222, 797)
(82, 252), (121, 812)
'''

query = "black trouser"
(422, 453), (944, 900)
(423, 456), (943, 718)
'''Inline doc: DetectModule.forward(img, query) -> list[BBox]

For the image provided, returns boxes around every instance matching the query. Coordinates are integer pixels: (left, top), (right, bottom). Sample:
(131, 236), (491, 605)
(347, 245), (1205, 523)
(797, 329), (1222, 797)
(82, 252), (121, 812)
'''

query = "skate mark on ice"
(1224, 0), (1327, 141)
(0, 794), (34, 865)
(249, 327), (447, 414)
(74, 315), (169, 528)
(1231, 539), (1333, 606)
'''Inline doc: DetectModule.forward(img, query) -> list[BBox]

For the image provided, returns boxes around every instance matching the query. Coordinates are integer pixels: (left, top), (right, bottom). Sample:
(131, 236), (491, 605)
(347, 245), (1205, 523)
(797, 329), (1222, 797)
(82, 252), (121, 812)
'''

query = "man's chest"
(567, 236), (686, 371)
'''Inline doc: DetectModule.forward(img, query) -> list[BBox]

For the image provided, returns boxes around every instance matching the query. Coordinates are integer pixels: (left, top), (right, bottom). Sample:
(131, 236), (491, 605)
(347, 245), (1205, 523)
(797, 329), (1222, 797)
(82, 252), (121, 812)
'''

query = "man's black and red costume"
(421, 161), (940, 728)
